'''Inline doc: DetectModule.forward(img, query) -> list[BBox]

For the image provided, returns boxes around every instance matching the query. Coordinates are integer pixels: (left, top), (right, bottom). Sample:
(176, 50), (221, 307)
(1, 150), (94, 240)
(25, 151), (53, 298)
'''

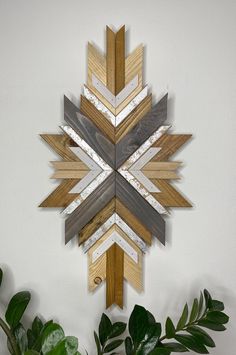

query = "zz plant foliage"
(0, 267), (229, 355)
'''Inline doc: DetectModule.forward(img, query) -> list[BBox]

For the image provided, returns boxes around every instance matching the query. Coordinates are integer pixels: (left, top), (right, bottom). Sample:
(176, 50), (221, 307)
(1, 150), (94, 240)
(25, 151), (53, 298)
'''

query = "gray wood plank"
(115, 94), (168, 168)
(116, 172), (165, 245)
(64, 95), (115, 168)
(65, 172), (116, 244)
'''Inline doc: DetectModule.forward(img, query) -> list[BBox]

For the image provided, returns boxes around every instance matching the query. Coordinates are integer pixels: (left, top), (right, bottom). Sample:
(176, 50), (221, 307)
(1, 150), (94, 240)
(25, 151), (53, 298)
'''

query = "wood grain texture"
(116, 94), (168, 168)
(39, 179), (80, 208)
(87, 42), (106, 86)
(142, 170), (180, 179)
(152, 134), (192, 161)
(143, 161), (182, 171)
(106, 26), (116, 94)
(115, 94), (152, 142)
(40, 134), (79, 161)
(51, 161), (89, 170)
(64, 95), (115, 168)
(106, 243), (124, 309)
(125, 44), (143, 85)
(65, 172), (116, 244)
(115, 198), (152, 245)
(116, 172), (165, 245)
(79, 198), (116, 245)
(115, 26), (125, 94)
(115, 225), (143, 292)
(151, 179), (192, 207)
(80, 95), (115, 143)
(51, 170), (88, 179)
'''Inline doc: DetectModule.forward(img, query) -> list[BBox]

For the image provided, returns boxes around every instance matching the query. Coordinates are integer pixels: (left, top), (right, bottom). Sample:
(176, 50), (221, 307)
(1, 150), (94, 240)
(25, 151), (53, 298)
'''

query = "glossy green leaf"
(177, 304), (188, 331)
(32, 316), (44, 337)
(150, 348), (171, 355)
(125, 337), (133, 355)
(210, 300), (224, 312)
(203, 290), (212, 309)
(13, 323), (28, 353)
(104, 339), (123, 352)
(41, 323), (65, 354)
(129, 305), (150, 345)
(189, 299), (199, 323)
(46, 336), (78, 355)
(136, 323), (162, 354)
(175, 334), (209, 354)
(162, 342), (189, 352)
(206, 311), (229, 324)
(165, 317), (175, 339)
(198, 293), (204, 318)
(94, 331), (102, 355)
(5, 291), (31, 328)
(99, 313), (112, 346)
(109, 322), (126, 339)
(198, 319), (226, 331)
(24, 351), (40, 355)
(187, 326), (215, 347)
(0, 267), (3, 288)
(27, 329), (36, 349)
(147, 310), (156, 325)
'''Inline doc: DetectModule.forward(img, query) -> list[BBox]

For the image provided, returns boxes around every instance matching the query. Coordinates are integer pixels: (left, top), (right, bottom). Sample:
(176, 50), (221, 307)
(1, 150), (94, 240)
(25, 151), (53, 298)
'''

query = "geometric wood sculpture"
(39, 25), (192, 309)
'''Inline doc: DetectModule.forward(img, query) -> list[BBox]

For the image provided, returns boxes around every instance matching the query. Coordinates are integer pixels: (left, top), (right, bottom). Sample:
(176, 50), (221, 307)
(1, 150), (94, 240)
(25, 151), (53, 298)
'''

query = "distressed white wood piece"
(92, 230), (138, 263)
(130, 170), (160, 193)
(84, 86), (148, 127)
(69, 170), (101, 194)
(92, 74), (138, 108)
(83, 213), (147, 253)
(69, 146), (102, 171)
(130, 147), (161, 170)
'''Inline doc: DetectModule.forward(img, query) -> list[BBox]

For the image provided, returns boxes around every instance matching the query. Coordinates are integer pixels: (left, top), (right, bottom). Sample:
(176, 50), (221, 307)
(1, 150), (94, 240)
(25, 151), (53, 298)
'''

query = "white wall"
(0, 0), (235, 354)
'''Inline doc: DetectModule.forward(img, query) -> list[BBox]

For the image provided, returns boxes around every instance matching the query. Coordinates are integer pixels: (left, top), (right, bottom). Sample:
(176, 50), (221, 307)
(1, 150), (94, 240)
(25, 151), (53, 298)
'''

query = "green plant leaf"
(5, 291), (31, 328)
(165, 317), (175, 339)
(13, 323), (28, 353)
(150, 348), (171, 355)
(0, 267), (3, 288)
(125, 337), (133, 355)
(203, 290), (212, 309)
(189, 298), (199, 323)
(109, 322), (126, 339)
(210, 300), (224, 312)
(41, 323), (65, 354)
(24, 351), (40, 355)
(198, 293), (204, 318)
(175, 334), (209, 354)
(129, 305), (150, 345)
(162, 342), (189, 352)
(46, 336), (79, 355)
(187, 326), (215, 347)
(147, 310), (156, 325)
(136, 323), (162, 354)
(104, 339), (123, 352)
(27, 329), (36, 349)
(198, 319), (226, 331)
(177, 304), (188, 331)
(206, 311), (229, 324)
(99, 313), (112, 346)
(94, 331), (102, 355)
(32, 316), (44, 337)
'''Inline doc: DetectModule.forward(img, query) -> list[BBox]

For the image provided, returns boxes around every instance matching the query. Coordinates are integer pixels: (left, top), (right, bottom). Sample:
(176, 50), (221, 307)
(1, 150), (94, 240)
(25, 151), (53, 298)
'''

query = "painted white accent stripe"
(69, 170), (101, 194)
(92, 231), (138, 263)
(69, 146), (102, 171)
(131, 170), (160, 193)
(84, 86), (148, 127)
(92, 74), (138, 108)
(130, 147), (161, 170)
(83, 213), (147, 253)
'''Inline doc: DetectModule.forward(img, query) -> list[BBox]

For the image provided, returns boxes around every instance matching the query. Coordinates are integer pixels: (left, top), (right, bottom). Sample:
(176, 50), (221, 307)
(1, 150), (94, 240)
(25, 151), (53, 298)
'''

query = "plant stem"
(0, 317), (20, 355)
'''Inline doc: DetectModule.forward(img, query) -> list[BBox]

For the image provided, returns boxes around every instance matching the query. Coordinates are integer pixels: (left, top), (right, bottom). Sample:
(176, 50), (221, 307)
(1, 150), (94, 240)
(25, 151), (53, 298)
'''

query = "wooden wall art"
(40, 25), (192, 309)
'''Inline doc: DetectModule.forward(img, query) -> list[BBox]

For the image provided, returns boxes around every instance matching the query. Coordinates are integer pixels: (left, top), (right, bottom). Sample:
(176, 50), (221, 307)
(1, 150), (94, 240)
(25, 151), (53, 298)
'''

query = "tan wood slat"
(40, 134), (79, 161)
(152, 134), (192, 161)
(151, 179), (192, 207)
(106, 26), (116, 94)
(142, 170), (180, 179)
(115, 25), (125, 94)
(87, 42), (106, 86)
(51, 170), (88, 179)
(51, 161), (89, 171)
(143, 161), (182, 171)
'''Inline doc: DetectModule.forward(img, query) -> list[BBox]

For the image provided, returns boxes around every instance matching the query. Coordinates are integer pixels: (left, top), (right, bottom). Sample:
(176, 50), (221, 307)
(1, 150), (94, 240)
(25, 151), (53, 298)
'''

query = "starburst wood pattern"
(40, 25), (192, 309)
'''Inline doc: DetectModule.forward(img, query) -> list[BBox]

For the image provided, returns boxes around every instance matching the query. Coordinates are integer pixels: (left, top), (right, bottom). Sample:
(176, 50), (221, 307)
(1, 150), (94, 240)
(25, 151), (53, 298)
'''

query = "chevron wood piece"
(116, 173), (165, 245)
(152, 134), (192, 161)
(80, 94), (115, 143)
(65, 172), (116, 244)
(151, 179), (192, 207)
(79, 198), (116, 245)
(115, 198), (152, 245)
(39, 179), (80, 208)
(40, 25), (192, 308)
(87, 42), (106, 87)
(116, 94), (168, 168)
(64, 95), (115, 168)
(106, 243), (124, 308)
(40, 134), (79, 161)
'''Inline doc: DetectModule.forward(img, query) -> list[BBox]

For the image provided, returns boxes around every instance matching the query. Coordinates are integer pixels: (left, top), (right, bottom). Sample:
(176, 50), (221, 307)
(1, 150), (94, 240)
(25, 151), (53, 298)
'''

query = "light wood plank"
(151, 179), (192, 207)
(87, 42), (106, 86)
(152, 134), (192, 161)
(51, 170), (88, 179)
(51, 161), (89, 171)
(106, 26), (116, 94)
(40, 134), (79, 161)
(142, 170), (180, 179)
(143, 161), (182, 171)
(115, 25), (125, 94)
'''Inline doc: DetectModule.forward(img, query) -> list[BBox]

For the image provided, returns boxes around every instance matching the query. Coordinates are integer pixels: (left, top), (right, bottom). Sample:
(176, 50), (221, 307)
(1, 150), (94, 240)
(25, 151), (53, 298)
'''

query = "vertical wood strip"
(115, 25), (125, 94)
(106, 26), (116, 94)
(106, 244), (124, 308)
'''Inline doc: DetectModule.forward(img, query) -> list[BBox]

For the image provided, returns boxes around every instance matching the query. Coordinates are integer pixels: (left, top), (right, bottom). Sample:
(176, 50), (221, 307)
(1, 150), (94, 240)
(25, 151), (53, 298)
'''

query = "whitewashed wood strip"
(130, 170), (160, 193)
(69, 146), (102, 171)
(130, 147), (161, 170)
(69, 170), (101, 194)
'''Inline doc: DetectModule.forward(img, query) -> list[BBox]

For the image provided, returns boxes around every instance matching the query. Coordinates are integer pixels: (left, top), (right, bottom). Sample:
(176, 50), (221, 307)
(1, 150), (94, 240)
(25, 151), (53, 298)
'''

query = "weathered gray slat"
(115, 94), (168, 169)
(65, 172), (116, 244)
(116, 172), (165, 245)
(64, 96), (115, 168)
